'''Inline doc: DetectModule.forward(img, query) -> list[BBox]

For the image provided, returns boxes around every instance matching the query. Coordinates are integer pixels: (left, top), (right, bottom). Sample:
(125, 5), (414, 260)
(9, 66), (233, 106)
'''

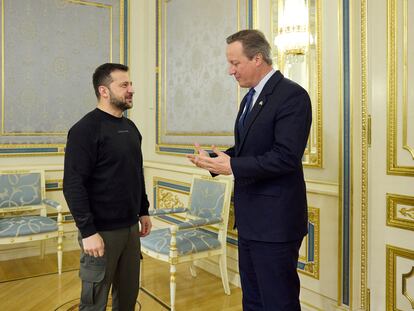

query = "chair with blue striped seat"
(0, 170), (63, 274)
(141, 176), (233, 311)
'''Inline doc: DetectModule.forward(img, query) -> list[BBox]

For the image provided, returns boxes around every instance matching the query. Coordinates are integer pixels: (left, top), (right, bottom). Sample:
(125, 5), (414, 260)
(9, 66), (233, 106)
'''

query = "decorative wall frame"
(386, 193), (414, 231)
(360, 0), (369, 307)
(387, 0), (414, 176)
(0, 0), (128, 156)
(386, 245), (414, 310)
(155, 0), (254, 155)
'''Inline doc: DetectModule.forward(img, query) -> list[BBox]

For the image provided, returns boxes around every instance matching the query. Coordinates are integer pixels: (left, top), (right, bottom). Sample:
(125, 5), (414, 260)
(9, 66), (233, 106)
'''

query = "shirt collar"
(253, 68), (275, 98)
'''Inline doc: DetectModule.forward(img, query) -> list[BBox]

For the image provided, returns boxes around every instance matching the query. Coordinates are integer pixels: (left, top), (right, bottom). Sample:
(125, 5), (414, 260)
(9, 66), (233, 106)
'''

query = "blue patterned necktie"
(238, 88), (255, 129)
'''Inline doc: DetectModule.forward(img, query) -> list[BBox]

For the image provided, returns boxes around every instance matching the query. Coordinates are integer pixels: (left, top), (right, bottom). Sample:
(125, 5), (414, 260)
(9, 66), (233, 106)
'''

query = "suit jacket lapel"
(236, 71), (284, 156)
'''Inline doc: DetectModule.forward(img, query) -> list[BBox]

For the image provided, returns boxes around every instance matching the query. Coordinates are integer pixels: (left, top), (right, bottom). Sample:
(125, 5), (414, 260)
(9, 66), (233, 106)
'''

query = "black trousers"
(238, 236), (303, 311)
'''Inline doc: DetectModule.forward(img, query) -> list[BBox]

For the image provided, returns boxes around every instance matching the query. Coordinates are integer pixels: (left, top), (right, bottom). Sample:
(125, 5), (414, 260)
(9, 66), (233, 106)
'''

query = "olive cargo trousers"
(78, 223), (141, 311)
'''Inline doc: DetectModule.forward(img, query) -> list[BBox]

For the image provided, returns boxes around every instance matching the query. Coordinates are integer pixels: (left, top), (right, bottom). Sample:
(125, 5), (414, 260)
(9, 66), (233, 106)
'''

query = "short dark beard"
(109, 90), (131, 111)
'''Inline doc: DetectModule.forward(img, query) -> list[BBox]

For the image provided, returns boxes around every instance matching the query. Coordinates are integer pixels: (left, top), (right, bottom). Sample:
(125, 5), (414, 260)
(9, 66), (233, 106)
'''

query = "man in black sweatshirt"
(63, 63), (152, 310)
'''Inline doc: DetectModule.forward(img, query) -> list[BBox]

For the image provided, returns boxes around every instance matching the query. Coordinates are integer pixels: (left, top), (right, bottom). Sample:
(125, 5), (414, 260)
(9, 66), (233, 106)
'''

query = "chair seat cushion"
(0, 216), (58, 238)
(141, 228), (221, 256)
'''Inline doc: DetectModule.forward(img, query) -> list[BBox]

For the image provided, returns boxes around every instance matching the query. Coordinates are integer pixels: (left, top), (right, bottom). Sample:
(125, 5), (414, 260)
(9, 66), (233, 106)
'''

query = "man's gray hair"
(226, 29), (273, 65)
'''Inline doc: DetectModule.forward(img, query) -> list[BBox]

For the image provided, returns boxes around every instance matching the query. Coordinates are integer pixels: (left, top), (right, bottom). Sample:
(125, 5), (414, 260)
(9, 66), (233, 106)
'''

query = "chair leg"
(40, 241), (46, 259)
(57, 233), (63, 274)
(189, 262), (197, 277)
(170, 264), (176, 311)
(219, 254), (231, 295)
(139, 252), (143, 286)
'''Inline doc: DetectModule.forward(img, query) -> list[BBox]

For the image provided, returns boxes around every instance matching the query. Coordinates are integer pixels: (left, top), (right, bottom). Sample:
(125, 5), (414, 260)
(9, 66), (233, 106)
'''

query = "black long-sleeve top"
(63, 108), (149, 238)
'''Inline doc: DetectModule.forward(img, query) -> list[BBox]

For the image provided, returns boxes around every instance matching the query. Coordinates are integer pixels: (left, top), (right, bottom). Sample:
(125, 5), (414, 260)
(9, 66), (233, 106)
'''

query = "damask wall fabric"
(0, 0), (124, 147)
(158, 0), (250, 148)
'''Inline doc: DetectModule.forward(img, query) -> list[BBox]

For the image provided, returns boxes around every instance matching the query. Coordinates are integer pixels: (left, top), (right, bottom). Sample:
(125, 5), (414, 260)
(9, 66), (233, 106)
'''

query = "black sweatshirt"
(63, 108), (149, 238)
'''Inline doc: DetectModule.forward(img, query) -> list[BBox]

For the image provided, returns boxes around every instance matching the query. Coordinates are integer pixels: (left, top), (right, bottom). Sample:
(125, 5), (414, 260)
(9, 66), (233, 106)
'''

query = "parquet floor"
(0, 251), (242, 310)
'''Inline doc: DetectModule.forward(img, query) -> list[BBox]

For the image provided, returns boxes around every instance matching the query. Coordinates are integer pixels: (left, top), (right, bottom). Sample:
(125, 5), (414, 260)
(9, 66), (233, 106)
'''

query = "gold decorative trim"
(402, 267), (414, 309)
(337, 0), (344, 305)
(158, 188), (184, 209)
(1, 0), (5, 137)
(360, 0), (369, 308)
(155, 142), (228, 157)
(402, 0), (413, 160)
(164, 131), (233, 137)
(119, 0), (125, 64)
(0, 144), (65, 157)
(386, 245), (414, 311)
(387, 0), (414, 176)
(153, 177), (190, 195)
(45, 178), (63, 191)
(227, 201), (237, 238)
(298, 206), (320, 279)
(251, 0), (257, 28)
(387, 193), (414, 231)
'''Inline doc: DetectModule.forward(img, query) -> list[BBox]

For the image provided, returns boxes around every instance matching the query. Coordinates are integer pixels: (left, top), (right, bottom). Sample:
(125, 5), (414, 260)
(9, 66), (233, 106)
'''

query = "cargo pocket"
(79, 254), (106, 305)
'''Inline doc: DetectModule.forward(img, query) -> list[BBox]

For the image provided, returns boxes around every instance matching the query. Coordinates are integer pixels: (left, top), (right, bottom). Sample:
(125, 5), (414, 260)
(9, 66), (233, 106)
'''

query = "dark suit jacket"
(227, 70), (312, 242)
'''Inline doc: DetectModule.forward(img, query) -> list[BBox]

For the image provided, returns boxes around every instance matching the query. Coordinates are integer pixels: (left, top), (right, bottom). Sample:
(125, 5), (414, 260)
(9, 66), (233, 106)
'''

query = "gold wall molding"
(158, 188), (184, 209)
(387, 193), (414, 231)
(227, 202), (237, 239)
(386, 245), (414, 311)
(401, 0), (413, 160)
(360, 0), (369, 307)
(402, 267), (414, 309)
(387, 0), (414, 176)
(298, 206), (320, 279)
(153, 177), (189, 205)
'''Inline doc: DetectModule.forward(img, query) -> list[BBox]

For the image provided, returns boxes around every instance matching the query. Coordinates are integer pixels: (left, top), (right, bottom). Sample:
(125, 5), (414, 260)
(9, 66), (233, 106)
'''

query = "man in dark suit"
(187, 29), (312, 310)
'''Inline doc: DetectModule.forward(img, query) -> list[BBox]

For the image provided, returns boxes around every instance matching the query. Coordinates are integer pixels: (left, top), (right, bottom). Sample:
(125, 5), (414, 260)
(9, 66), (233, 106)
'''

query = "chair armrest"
(175, 216), (222, 230)
(42, 199), (62, 212)
(149, 207), (188, 216)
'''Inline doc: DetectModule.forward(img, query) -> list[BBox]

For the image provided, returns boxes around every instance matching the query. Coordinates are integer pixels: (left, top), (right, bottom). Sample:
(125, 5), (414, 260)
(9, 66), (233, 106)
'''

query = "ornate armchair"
(141, 176), (233, 311)
(0, 170), (63, 274)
